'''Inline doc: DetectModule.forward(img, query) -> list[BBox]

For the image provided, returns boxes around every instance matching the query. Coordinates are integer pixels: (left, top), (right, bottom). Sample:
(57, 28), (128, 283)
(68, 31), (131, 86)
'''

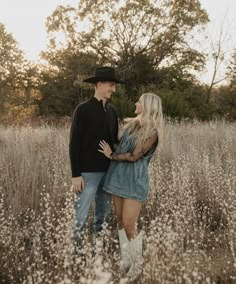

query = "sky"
(0, 0), (236, 84)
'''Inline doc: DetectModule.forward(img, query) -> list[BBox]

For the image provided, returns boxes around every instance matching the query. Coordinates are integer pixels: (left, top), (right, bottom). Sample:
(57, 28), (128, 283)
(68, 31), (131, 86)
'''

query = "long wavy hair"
(124, 93), (164, 149)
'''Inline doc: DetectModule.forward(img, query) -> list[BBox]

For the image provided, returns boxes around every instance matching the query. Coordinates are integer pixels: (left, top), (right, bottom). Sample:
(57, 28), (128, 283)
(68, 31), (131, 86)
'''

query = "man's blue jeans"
(74, 172), (111, 248)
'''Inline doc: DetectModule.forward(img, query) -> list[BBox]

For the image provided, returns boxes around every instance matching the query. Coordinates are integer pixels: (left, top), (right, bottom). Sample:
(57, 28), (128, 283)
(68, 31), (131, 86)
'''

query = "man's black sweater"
(69, 96), (119, 177)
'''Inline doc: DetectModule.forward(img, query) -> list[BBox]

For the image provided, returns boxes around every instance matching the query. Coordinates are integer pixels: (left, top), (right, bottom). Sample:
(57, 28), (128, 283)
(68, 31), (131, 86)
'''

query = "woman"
(98, 93), (164, 281)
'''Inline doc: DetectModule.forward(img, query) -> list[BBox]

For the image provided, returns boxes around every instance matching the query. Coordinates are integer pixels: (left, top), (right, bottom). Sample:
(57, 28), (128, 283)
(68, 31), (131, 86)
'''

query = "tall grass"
(0, 121), (235, 283)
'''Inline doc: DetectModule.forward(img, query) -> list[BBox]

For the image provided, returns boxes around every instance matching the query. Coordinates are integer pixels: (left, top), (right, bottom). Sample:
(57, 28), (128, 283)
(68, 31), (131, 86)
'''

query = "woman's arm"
(98, 130), (158, 162)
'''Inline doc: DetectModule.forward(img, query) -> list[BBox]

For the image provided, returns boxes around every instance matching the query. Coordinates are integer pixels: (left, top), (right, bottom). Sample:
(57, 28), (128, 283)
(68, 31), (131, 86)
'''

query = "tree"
(46, 0), (208, 74)
(0, 23), (40, 122)
(38, 48), (99, 116)
(39, 0), (209, 117)
(216, 49), (236, 120)
(227, 49), (236, 87)
(0, 23), (27, 112)
(204, 25), (233, 103)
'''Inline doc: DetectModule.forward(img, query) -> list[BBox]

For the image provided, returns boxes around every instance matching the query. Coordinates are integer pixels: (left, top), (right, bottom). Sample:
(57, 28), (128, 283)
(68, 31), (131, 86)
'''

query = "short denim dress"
(103, 129), (157, 203)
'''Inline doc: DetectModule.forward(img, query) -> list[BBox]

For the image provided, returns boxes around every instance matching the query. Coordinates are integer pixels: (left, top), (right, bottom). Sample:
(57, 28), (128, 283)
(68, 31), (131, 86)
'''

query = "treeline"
(0, 0), (236, 124)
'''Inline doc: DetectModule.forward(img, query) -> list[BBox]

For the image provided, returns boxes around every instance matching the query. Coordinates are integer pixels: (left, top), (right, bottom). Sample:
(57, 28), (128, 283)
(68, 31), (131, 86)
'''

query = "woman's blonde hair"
(124, 93), (164, 149)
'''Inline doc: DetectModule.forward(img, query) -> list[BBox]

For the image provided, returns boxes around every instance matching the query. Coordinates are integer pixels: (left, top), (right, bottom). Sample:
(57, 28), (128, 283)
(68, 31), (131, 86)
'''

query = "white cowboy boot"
(118, 227), (131, 273)
(126, 231), (143, 281)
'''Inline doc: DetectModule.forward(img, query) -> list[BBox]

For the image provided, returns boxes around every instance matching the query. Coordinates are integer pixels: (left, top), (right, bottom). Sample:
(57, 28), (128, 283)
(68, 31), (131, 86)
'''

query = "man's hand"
(71, 176), (84, 193)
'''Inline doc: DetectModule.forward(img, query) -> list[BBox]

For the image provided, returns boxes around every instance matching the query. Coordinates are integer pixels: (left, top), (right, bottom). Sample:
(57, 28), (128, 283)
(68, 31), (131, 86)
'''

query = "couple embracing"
(69, 66), (163, 281)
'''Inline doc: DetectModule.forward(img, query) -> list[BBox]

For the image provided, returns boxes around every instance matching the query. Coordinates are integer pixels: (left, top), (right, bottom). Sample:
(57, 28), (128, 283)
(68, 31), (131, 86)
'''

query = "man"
(69, 66), (125, 250)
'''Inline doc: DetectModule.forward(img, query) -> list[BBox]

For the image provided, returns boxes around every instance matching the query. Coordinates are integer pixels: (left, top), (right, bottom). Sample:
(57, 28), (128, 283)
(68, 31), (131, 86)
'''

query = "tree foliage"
(0, 23), (41, 120)
(0, 24), (26, 85)
(1, 2), (235, 122)
(75, 0), (208, 65)
(39, 0), (209, 117)
(46, 0), (208, 72)
(0, 23), (26, 112)
(227, 49), (236, 87)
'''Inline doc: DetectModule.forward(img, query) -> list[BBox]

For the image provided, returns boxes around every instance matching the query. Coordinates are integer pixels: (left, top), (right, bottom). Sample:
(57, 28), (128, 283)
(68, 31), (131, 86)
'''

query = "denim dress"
(103, 129), (157, 202)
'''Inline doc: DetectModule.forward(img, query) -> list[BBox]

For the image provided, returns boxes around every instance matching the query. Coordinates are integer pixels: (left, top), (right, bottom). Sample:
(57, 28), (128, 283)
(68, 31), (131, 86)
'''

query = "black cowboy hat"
(83, 66), (125, 84)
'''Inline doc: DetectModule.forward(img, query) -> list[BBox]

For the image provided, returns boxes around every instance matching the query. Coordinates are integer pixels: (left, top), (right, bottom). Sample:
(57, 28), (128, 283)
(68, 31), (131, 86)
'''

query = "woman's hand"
(98, 140), (112, 159)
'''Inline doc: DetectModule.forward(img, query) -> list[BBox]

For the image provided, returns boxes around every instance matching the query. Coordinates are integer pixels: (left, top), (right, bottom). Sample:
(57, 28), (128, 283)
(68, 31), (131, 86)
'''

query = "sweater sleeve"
(113, 109), (119, 145)
(111, 130), (158, 162)
(69, 105), (84, 177)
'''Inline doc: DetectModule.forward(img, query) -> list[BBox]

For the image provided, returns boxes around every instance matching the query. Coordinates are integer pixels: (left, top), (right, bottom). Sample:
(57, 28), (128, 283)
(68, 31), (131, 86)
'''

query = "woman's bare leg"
(122, 199), (142, 240)
(113, 195), (131, 272)
(113, 195), (124, 229)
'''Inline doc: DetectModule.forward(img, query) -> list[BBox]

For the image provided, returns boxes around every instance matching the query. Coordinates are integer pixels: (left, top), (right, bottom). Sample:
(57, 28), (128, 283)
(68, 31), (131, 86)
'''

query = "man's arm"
(69, 105), (84, 192)
(114, 110), (119, 145)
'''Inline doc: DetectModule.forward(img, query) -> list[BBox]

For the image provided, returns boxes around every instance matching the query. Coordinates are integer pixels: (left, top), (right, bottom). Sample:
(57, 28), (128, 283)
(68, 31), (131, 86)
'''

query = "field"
(0, 120), (236, 284)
